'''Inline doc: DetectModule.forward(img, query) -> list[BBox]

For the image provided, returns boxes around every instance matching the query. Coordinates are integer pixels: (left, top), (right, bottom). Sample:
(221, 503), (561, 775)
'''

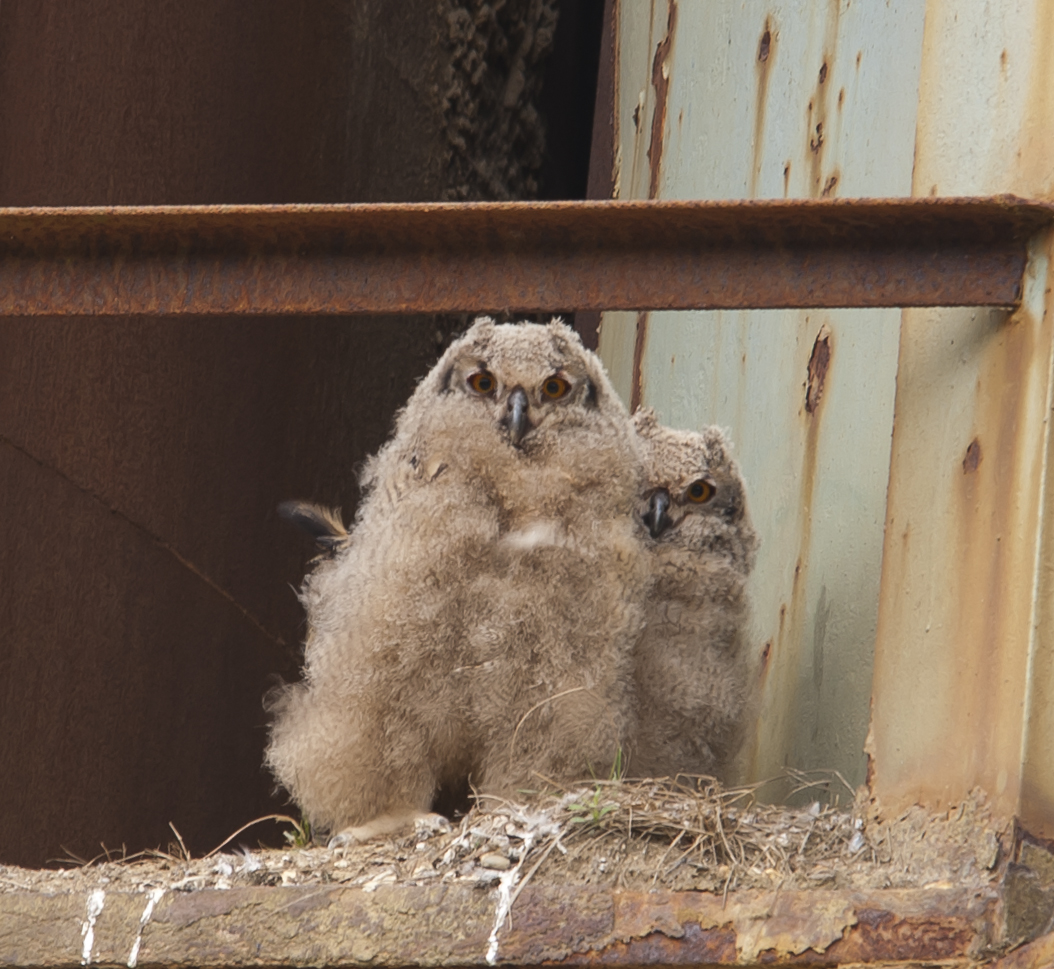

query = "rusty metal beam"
(0, 196), (1049, 316)
(0, 883), (1001, 967)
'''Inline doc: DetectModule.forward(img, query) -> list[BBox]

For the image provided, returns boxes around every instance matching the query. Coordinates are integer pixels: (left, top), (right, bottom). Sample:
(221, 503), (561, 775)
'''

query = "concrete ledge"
(0, 884), (1001, 968)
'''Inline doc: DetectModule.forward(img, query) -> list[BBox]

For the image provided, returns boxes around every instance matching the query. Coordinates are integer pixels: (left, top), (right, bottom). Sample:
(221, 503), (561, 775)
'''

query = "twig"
(168, 822), (190, 862)
(55, 845), (91, 867)
(507, 834), (561, 911)
(664, 833), (705, 877)
(205, 814), (305, 859)
(712, 801), (736, 865)
(650, 828), (685, 887)
(508, 687), (589, 767)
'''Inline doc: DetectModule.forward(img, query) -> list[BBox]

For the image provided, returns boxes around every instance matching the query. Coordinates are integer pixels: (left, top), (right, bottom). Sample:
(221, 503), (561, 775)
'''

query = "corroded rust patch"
(631, 310), (649, 412)
(817, 908), (975, 964)
(992, 927), (1054, 967)
(752, 18), (776, 197)
(805, 326), (832, 414)
(758, 28), (772, 62)
(555, 923), (738, 966)
(964, 437), (983, 473)
(647, 1), (678, 199)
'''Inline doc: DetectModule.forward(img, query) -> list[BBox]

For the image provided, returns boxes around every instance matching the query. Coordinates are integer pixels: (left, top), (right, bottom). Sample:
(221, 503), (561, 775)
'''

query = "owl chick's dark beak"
(643, 489), (673, 538)
(504, 386), (530, 446)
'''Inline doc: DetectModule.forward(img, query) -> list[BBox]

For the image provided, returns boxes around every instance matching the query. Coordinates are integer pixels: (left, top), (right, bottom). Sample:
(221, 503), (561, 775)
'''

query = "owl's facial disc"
(642, 488), (673, 538)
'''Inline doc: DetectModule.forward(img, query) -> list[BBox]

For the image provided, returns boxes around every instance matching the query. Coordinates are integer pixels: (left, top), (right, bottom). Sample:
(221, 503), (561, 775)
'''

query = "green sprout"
(568, 788), (619, 827)
(569, 747), (623, 827)
(282, 816), (313, 848)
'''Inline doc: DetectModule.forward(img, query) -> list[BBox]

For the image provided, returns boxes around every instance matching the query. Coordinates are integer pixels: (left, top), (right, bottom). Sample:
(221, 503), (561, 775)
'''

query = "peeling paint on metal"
(805, 324), (832, 414)
(630, 311), (648, 412)
(751, 18), (777, 198)
(646, 2), (676, 200)
(963, 437), (983, 474)
(805, 0), (842, 198)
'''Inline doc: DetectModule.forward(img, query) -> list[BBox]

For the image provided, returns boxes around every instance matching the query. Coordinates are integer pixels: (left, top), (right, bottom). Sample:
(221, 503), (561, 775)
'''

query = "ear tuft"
(631, 407), (659, 432)
(466, 315), (496, 338)
(701, 425), (732, 463)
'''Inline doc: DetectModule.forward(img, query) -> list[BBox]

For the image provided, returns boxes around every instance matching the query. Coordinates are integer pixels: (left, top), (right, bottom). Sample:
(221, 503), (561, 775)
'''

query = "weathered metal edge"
(0, 197), (1048, 316)
(0, 194), (1050, 235)
(0, 884), (1000, 968)
(989, 929), (1054, 969)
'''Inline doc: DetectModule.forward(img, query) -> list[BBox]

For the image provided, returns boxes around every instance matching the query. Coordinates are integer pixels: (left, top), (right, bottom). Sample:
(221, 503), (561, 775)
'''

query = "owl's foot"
(414, 812), (452, 839)
(328, 810), (449, 848)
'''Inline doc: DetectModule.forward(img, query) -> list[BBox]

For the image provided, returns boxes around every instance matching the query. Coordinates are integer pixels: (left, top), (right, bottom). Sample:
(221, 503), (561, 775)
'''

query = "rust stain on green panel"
(870, 0), (1054, 834)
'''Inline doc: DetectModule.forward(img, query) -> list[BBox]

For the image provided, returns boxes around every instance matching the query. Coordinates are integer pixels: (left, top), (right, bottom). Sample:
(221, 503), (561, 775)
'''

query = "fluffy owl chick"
(627, 409), (758, 781)
(265, 318), (649, 843)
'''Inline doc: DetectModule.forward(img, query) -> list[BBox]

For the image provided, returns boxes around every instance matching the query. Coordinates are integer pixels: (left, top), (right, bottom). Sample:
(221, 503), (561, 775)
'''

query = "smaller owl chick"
(628, 409), (758, 781)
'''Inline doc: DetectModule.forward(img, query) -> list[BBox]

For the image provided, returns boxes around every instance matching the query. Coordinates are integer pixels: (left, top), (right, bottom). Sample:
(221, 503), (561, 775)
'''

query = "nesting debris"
(0, 777), (1007, 900)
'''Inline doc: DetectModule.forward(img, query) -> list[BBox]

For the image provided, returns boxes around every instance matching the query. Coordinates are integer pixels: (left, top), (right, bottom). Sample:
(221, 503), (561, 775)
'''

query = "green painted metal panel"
(599, 0), (927, 789)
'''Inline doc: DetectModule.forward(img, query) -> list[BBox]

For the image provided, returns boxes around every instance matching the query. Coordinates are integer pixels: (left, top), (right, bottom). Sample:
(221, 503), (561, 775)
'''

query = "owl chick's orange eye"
(542, 375), (570, 399)
(686, 479), (715, 503)
(468, 371), (496, 395)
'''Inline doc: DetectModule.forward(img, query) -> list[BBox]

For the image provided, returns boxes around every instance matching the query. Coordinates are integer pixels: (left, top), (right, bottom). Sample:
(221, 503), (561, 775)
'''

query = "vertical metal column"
(869, 1), (1054, 836)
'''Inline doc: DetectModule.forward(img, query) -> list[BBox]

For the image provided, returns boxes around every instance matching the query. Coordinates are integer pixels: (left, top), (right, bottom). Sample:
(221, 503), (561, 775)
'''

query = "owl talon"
(328, 810), (445, 848)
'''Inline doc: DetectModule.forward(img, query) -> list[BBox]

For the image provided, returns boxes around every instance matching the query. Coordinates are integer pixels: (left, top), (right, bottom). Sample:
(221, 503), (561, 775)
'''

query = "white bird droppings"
(485, 810), (562, 965)
(127, 888), (164, 968)
(80, 889), (106, 965)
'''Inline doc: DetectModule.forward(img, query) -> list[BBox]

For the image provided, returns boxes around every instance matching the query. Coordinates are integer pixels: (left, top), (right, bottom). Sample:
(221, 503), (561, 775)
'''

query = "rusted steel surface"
(869, 0), (1054, 839)
(990, 930), (1054, 969)
(0, 197), (1048, 316)
(0, 884), (1000, 968)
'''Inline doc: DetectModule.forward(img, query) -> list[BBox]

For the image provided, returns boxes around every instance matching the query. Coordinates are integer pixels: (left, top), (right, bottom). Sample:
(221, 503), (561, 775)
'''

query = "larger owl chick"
(627, 408), (758, 781)
(265, 318), (649, 842)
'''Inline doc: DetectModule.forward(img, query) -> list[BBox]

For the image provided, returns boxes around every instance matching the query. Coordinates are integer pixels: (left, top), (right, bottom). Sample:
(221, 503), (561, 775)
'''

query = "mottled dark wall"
(0, 0), (603, 868)
(0, 2), (447, 205)
(0, 1), (452, 868)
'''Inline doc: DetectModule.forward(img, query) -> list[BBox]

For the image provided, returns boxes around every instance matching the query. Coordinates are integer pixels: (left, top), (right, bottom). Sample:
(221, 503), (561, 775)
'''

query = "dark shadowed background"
(0, 0), (606, 867)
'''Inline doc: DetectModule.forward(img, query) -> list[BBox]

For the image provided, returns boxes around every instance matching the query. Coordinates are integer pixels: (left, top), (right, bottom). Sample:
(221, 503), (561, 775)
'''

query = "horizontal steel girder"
(0, 883), (1002, 967)
(0, 196), (1050, 316)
